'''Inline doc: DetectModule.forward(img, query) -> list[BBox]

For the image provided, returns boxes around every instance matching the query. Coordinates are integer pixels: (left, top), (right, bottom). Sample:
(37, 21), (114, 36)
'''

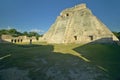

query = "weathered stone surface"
(43, 3), (119, 44)
(0, 35), (38, 43)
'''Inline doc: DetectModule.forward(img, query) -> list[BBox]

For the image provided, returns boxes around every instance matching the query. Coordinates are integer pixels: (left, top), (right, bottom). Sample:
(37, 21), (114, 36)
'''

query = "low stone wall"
(0, 35), (39, 43)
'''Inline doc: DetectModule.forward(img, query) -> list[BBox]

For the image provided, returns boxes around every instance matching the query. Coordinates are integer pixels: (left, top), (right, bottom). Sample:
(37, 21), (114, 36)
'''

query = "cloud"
(7, 26), (12, 30)
(30, 29), (44, 33)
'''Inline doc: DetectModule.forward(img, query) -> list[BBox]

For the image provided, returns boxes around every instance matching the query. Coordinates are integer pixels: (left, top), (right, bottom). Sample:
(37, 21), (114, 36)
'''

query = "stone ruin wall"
(0, 35), (39, 43)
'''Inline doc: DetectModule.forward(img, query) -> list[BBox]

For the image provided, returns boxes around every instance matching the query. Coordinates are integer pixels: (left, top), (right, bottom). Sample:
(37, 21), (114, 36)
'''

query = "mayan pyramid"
(43, 4), (119, 44)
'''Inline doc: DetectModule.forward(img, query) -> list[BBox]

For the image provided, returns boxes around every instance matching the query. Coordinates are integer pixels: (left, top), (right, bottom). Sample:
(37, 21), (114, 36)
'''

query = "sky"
(0, 0), (120, 34)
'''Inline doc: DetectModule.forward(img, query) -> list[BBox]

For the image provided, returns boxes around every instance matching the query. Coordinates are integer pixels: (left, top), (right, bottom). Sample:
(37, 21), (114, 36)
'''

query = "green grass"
(0, 42), (120, 80)
(0, 43), (84, 80)
(74, 43), (120, 80)
(0, 42), (52, 68)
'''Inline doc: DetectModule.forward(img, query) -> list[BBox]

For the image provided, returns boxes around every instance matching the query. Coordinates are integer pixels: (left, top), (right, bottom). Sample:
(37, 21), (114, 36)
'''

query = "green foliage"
(0, 29), (8, 36)
(23, 31), (28, 36)
(0, 28), (41, 38)
(28, 32), (39, 37)
(0, 29), (23, 37)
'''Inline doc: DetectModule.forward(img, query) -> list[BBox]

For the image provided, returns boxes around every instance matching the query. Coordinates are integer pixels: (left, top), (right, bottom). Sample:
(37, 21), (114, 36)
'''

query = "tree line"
(0, 29), (43, 40)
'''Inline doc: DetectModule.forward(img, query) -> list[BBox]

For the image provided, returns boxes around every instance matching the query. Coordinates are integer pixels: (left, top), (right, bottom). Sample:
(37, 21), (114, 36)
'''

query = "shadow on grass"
(0, 41), (110, 80)
(0, 42), (53, 68)
(73, 38), (120, 80)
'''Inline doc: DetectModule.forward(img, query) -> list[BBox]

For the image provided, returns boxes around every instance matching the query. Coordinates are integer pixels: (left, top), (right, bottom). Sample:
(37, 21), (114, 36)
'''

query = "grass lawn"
(74, 43), (120, 80)
(0, 42), (120, 80)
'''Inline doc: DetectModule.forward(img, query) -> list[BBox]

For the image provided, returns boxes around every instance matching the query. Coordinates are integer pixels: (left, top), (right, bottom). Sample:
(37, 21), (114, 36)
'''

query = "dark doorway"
(66, 13), (69, 16)
(18, 39), (19, 43)
(89, 35), (93, 40)
(11, 39), (13, 43)
(21, 39), (23, 42)
(30, 39), (32, 44)
(74, 36), (77, 40)
(14, 39), (16, 43)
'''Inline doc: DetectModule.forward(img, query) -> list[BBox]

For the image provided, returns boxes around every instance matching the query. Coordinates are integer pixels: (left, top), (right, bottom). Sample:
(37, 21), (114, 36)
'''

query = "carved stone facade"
(43, 3), (119, 44)
(0, 34), (38, 43)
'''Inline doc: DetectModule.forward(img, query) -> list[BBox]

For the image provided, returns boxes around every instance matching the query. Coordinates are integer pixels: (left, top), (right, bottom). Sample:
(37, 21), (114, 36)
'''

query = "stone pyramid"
(43, 4), (119, 44)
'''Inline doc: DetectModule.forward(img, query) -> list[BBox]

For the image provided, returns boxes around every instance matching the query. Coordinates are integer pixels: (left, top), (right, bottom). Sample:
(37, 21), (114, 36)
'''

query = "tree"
(8, 29), (17, 34)
(28, 32), (39, 37)
(0, 28), (41, 39)
(8, 29), (23, 37)
(27, 32), (40, 40)
(23, 31), (28, 36)
(0, 29), (8, 35)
